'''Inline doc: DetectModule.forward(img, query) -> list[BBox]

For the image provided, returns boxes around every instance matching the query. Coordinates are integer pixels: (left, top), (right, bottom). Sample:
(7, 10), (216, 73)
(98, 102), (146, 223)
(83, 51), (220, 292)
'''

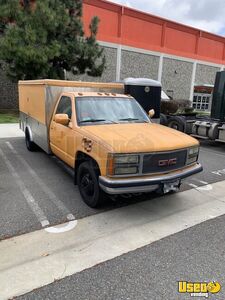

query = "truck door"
(50, 95), (75, 166)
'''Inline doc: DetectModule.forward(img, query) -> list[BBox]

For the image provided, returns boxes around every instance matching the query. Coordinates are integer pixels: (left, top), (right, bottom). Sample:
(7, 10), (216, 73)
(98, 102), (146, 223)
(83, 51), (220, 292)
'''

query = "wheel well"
(74, 151), (100, 185)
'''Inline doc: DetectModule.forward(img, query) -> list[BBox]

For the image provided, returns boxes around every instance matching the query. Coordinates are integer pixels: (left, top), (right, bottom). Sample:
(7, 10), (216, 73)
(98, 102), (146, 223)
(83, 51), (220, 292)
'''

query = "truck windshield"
(76, 97), (150, 125)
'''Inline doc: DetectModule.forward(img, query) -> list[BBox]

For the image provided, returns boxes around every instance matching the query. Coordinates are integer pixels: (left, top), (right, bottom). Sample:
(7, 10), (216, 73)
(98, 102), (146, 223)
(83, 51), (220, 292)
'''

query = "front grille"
(142, 149), (187, 174)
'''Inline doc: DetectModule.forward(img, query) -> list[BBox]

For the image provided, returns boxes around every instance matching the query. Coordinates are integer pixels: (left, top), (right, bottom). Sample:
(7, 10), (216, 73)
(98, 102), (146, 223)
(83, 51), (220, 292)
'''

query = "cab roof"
(65, 91), (132, 98)
(18, 79), (123, 89)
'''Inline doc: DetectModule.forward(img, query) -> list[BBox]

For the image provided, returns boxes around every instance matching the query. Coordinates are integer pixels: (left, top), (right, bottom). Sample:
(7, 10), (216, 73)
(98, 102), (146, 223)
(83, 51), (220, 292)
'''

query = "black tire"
(25, 130), (36, 151)
(77, 161), (105, 208)
(160, 113), (168, 126)
(167, 116), (186, 132)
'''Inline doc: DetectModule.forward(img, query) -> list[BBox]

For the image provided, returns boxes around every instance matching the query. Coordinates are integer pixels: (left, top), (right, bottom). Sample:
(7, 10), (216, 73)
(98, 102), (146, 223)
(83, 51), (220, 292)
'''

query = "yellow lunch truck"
(19, 79), (202, 207)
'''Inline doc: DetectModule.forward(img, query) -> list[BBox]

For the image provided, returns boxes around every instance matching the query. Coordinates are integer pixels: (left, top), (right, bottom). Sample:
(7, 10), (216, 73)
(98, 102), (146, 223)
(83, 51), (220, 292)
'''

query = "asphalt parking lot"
(1, 135), (225, 240)
(17, 215), (225, 300)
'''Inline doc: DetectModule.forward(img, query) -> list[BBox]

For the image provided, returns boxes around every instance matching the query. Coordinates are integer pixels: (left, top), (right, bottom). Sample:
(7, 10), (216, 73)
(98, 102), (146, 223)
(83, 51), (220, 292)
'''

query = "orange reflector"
(107, 155), (114, 175)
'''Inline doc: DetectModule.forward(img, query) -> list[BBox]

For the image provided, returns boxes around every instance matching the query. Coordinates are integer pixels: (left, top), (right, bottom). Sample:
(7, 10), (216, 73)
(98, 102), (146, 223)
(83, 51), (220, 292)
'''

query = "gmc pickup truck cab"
(19, 79), (202, 207)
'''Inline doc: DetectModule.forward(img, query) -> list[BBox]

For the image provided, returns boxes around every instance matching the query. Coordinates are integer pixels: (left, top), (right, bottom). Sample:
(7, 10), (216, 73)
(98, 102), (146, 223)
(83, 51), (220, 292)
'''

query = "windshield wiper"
(80, 119), (118, 124)
(80, 119), (106, 123)
(119, 118), (149, 123)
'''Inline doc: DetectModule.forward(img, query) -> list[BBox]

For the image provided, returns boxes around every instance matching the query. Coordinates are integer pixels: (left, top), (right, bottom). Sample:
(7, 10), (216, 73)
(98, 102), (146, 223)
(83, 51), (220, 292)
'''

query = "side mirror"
(54, 114), (69, 126)
(148, 109), (155, 118)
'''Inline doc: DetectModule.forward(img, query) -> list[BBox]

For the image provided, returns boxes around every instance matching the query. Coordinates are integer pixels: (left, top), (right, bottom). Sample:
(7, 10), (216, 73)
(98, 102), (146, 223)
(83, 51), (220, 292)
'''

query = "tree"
(0, 0), (105, 80)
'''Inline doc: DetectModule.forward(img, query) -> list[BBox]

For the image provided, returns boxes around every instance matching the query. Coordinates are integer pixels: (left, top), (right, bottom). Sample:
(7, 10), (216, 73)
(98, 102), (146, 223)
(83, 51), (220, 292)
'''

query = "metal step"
(191, 134), (209, 140)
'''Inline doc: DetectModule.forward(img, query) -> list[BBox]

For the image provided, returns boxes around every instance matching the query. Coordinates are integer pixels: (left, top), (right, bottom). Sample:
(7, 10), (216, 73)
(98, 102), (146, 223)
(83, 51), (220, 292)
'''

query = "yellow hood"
(82, 123), (199, 153)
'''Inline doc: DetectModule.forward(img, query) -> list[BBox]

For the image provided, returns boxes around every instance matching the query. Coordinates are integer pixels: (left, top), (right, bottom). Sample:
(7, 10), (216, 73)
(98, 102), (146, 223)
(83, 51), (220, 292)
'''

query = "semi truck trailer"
(155, 71), (225, 142)
(191, 71), (225, 142)
(19, 79), (202, 207)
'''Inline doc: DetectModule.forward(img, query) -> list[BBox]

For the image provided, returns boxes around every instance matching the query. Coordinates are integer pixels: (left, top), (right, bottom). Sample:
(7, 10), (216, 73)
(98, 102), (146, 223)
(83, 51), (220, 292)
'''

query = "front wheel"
(77, 161), (105, 208)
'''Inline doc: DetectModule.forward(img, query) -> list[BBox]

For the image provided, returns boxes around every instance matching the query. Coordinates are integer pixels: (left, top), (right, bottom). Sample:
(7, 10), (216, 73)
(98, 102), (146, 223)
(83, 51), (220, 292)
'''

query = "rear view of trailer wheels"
(77, 161), (105, 208)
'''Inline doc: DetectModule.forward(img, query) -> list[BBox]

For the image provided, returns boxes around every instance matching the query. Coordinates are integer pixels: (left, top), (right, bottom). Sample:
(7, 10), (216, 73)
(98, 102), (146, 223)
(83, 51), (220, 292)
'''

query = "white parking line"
(0, 148), (49, 227)
(192, 179), (213, 191)
(188, 183), (198, 189)
(211, 169), (225, 176)
(6, 142), (75, 221)
(197, 185), (213, 191)
(193, 179), (208, 185)
(187, 179), (213, 191)
(45, 220), (78, 233)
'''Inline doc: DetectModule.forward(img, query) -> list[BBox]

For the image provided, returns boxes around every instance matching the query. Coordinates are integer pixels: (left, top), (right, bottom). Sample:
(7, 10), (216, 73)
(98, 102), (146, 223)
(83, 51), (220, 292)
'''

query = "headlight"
(115, 166), (139, 175)
(107, 154), (140, 176)
(114, 155), (139, 164)
(186, 146), (199, 165)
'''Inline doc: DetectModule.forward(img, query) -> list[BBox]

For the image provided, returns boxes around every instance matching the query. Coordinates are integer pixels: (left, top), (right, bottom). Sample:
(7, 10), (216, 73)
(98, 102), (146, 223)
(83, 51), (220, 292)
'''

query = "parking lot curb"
(0, 123), (24, 139)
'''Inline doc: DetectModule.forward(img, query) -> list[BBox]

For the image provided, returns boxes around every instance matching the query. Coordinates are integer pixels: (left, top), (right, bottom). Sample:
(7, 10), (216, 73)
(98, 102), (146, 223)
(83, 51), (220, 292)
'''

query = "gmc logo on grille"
(158, 158), (177, 167)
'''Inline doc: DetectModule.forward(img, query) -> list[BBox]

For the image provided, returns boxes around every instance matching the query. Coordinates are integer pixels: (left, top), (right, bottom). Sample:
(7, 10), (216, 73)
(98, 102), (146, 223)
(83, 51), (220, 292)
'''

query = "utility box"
(211, 71), (225, 121)
(124, 78), (161, 121)
(19, 79), (123, 152)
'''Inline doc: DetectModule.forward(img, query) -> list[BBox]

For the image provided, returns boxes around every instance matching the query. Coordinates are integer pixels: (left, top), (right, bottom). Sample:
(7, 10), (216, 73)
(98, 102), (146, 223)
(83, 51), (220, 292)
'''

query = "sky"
(111, 0), (225, 36)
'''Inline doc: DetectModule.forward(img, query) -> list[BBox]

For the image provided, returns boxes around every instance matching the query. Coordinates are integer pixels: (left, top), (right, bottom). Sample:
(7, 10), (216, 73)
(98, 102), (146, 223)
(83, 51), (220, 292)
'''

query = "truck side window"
(56, 96), (72, 119)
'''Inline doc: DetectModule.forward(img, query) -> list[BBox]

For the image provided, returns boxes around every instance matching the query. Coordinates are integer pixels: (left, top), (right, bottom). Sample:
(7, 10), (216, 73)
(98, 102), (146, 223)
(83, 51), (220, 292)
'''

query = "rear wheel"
(25, 130), (36, 151)
(168, 116), (186, 132)
(77, 161), (105, 208)
(160, 113), (168, 126)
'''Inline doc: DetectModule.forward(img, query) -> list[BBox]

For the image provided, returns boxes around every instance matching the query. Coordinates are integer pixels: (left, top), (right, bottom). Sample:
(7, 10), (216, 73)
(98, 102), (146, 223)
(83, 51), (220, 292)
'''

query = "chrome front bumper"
(99, 163), (203, 194)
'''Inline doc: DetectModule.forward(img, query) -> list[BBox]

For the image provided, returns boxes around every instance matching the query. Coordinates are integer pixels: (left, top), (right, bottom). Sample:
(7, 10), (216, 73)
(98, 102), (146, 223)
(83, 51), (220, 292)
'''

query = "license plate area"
(163, 179), (181, 193)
